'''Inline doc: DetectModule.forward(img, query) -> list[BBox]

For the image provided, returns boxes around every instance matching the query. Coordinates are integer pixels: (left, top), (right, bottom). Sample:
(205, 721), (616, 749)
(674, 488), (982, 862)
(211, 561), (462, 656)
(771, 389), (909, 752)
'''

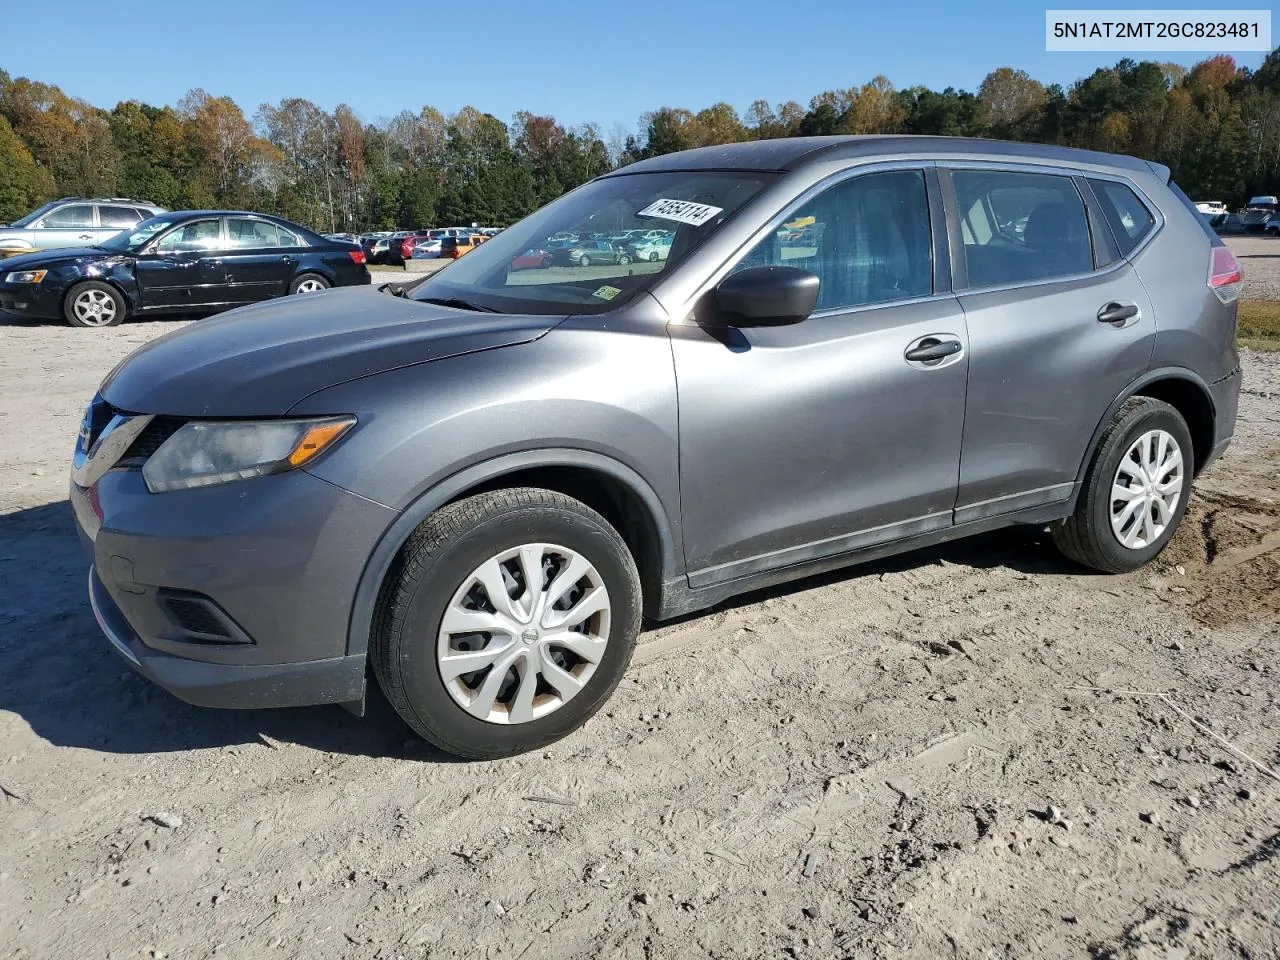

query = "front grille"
(122, 416), (187, 462)
(83, 397), (117, 450)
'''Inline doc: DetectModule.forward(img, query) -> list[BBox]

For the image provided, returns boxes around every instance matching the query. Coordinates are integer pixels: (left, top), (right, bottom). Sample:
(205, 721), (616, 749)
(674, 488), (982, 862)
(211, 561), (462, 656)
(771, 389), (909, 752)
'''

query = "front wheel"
(1052, 397), (1193, 572)
(618, 253), (631, 265)
(290, 273), (331, 295)
(63, 281), (125, 328)
(371, 488), (642, 760)
(577, 254), (591, 267)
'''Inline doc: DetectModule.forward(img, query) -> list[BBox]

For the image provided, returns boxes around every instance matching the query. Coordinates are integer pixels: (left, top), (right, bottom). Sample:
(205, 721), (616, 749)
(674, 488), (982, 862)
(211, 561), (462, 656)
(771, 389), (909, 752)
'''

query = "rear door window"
(1087, 179), (1156, 256)
(98, 205), (143, 229)
(226, 218), (300, 249)
(952, 169), (1093, 288)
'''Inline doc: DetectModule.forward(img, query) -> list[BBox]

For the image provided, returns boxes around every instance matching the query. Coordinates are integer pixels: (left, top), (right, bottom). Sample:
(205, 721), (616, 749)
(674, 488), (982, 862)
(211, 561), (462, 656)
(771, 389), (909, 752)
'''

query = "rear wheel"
(63, 281), (125, 328)
(371, 488), (642, 759)
(577, 253), (591, 267)
(1052, 397), (1193, 572)
(618, 253), (631, 265)
(290, 273), (330, 295)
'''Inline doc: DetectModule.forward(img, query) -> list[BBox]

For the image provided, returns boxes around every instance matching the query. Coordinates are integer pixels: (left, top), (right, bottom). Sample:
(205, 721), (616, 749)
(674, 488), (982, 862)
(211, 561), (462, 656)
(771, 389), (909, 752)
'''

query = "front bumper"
(89, 567), (367, 708)
(0, 279), (66, 319)
(73, 465), (396, 710)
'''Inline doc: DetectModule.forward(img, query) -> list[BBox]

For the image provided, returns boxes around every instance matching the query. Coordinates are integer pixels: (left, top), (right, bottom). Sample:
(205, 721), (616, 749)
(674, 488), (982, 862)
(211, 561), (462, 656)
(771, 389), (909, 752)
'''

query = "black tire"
(618, 253), (631, 265)
(649, 252), (659, 262)
(63, 280), (126, 328)
(371, 488), (642, 760)
(289, 272), (331, 295)
(1052, 397), (1194, 573)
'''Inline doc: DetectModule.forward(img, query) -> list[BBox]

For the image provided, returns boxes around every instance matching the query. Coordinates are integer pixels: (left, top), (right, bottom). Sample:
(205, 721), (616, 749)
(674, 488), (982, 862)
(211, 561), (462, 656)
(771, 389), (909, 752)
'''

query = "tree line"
(2, 51), (1280, 231)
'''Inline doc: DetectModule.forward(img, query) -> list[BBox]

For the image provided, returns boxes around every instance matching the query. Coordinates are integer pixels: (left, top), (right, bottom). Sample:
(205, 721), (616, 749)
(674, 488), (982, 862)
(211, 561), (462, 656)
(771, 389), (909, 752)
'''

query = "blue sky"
(2, 0), (1269, 133)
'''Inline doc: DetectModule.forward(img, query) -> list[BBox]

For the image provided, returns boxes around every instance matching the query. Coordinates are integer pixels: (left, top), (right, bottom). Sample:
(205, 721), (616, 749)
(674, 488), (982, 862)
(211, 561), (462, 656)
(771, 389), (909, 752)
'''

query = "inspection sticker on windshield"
(592, 285), (622, 301)
(636, 198), (723, 227)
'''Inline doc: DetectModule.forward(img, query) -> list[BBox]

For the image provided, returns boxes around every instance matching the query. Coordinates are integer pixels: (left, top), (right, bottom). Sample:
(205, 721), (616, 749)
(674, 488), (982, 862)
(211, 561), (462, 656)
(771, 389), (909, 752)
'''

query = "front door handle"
(904, 337), (963, 363)
(78, 234), (94, 240)
(1098, 301), (1140, 325)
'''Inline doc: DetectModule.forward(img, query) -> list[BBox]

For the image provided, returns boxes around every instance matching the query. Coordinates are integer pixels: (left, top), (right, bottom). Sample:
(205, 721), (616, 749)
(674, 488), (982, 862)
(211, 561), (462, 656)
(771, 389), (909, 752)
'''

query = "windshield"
(98, 217), (176, 253)
(11, 202), (60, 228)
(411, 170), (774, 314)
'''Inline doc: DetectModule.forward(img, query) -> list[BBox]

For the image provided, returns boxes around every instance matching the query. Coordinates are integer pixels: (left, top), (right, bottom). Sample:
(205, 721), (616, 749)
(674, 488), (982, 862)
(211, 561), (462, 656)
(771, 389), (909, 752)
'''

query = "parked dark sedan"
(0, 211), (370, 327)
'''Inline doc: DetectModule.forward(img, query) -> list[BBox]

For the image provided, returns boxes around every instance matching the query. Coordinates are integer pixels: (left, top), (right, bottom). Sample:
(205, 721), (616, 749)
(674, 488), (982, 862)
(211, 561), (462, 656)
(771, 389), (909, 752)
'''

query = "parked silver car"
(0, 198), (166, 253)
(73, 137), (1242, 760)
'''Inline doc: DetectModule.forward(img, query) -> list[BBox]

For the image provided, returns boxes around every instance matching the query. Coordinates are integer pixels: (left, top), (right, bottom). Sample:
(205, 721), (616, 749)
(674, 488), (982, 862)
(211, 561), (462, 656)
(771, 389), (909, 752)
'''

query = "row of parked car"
(502, 229), (677, 271)
(322, 225), (681, 272)
(317, 228), (503, 267)
(1195, 195), (1280, 235)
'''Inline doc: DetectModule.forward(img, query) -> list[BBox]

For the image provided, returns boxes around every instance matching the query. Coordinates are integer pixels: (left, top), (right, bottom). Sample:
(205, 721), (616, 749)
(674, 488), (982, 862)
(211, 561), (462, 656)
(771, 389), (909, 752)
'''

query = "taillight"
(1208, 244), (1242, 303)
(348, 249), (366, 265)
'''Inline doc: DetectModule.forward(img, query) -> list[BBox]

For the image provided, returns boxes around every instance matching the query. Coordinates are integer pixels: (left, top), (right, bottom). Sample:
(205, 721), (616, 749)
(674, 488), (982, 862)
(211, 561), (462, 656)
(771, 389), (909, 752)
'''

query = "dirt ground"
(1, 287), (1278, 959)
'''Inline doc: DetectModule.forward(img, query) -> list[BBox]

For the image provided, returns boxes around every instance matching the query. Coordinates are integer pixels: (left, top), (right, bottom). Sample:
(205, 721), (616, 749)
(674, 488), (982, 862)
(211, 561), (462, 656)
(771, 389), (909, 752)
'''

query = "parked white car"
(411, 237), (443, 259)
(629, 236), (673, 262)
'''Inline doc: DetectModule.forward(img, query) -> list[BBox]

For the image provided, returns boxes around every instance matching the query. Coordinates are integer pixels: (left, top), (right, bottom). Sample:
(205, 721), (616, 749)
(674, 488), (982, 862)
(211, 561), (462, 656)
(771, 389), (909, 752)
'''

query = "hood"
(1, 247), (113, 271)
(101, 286), (561, 417)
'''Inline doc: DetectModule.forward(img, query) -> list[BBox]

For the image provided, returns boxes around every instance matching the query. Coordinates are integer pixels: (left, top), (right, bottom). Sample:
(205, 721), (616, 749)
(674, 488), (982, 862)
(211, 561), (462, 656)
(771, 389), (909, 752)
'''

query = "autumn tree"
(977, 68), (1047, 136)
(0, 114), (54, 223)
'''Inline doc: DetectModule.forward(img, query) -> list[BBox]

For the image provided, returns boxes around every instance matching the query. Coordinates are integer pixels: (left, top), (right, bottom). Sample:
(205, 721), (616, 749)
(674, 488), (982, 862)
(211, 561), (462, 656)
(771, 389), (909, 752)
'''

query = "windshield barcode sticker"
(636, 199), (723, 227)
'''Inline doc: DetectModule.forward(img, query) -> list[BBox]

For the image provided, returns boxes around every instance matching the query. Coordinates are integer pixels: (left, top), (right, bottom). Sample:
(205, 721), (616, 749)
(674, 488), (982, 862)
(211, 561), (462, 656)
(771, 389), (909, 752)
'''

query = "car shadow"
(2, 498), (1081, 760)
(0, 499), (444, 761)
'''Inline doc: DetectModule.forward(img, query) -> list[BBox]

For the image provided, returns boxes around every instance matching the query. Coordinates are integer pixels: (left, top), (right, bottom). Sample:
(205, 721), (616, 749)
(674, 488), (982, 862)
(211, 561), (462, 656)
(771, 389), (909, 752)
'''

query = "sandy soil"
(0, 307), (1278, 960)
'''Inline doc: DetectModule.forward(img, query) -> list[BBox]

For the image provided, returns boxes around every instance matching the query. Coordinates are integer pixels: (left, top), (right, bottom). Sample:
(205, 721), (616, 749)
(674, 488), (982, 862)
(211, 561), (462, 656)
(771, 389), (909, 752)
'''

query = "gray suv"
(70, 137), (1243, 759)
(0, 198), (166, 252)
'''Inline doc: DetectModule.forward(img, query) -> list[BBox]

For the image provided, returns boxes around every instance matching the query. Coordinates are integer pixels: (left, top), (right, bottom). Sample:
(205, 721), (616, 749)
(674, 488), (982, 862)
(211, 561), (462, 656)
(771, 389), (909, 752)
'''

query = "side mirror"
(711, 266), (820, 327)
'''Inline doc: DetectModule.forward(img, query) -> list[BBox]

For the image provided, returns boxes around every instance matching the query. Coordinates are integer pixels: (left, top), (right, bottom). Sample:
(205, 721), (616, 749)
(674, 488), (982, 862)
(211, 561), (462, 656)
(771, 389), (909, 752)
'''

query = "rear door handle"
(281, 255), (297, 264)
(78, 234), (94, 240)
(904, 337), (963, 363)
(1097, 301), (1140, 325)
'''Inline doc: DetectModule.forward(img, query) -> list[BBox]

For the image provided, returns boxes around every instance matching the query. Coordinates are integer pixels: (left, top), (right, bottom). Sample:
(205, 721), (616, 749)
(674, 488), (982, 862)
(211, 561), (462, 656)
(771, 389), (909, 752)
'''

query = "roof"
(52, 197), (165, 206)
(606, 136), (1161, 177)
(163, 210), (282, 219)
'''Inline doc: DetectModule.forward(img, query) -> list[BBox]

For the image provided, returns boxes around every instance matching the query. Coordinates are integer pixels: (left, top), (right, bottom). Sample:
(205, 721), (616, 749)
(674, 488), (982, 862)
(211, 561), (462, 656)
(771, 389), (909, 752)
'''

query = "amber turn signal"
(287, 418), (356, 467)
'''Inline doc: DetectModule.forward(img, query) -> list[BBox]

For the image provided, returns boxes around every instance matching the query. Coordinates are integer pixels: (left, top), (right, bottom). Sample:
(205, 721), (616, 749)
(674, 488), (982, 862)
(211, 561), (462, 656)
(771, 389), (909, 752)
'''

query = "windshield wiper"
(417, 296), (498, 313)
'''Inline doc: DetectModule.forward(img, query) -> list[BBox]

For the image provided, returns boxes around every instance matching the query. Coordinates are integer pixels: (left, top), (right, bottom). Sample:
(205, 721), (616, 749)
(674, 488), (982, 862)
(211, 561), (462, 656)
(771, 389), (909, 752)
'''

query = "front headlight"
(142, 416), (355, 493)
(4, 269), (47, 284)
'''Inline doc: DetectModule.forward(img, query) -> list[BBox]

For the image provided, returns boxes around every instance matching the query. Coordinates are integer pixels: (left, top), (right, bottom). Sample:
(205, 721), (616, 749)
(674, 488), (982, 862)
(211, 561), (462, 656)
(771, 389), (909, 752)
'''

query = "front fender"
(335, 447), (682, 658)
(288, 315), (682, 654)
